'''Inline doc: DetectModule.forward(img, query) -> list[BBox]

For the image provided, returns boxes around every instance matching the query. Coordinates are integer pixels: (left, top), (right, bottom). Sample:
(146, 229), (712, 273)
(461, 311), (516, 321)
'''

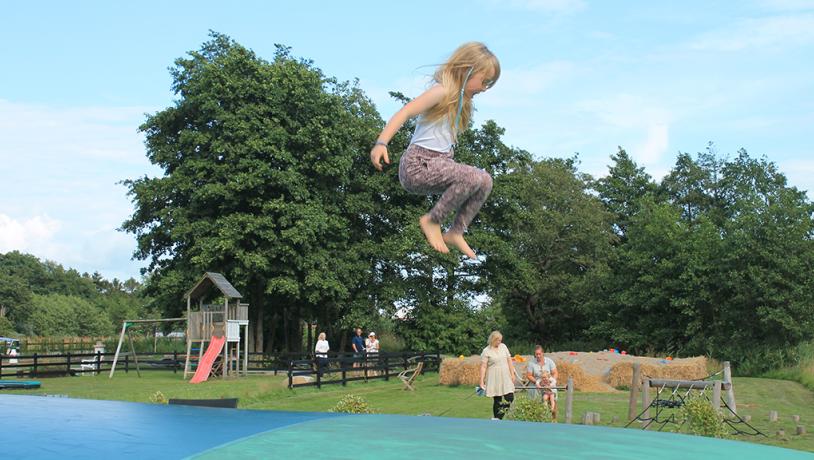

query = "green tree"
(0, 271), (34, 334)
(123, 33), (389, 352)
(484, 158), (615, 344)
(593, 147), (658, 240)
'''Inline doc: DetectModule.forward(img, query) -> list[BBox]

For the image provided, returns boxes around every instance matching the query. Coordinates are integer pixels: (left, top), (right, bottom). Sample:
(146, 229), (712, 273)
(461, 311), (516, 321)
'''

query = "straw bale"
(555, 360), (612, 392)
(439, 356), (482, 386)
(607, 357), (708, 388)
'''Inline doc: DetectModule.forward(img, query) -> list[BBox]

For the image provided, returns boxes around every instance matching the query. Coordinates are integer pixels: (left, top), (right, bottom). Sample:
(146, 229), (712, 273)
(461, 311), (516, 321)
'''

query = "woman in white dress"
(479, 330), (517, 419)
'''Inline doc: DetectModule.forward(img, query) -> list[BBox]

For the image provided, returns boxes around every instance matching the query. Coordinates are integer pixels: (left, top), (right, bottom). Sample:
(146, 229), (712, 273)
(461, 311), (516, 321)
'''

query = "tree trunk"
(250, 282), (265, 353)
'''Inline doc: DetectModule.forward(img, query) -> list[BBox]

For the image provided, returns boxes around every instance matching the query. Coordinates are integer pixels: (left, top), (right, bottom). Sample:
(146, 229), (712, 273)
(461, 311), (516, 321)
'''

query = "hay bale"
(556, 360), (611, 392)
(607, 357), (708, 388)
(439, 356), (482, 386)
(291, 375), (313, 385)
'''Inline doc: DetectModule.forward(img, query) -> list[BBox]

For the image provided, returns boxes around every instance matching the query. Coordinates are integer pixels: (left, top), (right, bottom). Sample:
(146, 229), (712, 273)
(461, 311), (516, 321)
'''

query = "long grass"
(763, 341), (814, 392)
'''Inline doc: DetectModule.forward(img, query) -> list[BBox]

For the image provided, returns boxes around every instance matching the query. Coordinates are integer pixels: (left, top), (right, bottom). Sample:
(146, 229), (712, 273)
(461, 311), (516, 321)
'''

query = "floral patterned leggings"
(398, 144), (493, 234)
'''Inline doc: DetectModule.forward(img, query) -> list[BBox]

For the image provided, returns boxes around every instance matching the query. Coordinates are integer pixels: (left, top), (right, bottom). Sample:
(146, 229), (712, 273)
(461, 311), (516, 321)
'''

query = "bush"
(0, 316), (17, 337)
(505, 395), (553, 422)
(330, 394), (374, 414)
(679, 395), (728, 439)
(149, 391), (168, 404)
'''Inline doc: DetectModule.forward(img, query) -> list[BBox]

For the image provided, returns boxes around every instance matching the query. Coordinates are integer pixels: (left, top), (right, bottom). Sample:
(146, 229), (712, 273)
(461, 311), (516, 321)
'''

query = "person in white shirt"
(365, 332), (380, 375)
(314, 332), (330, 378)
(526, 345), (559, 419)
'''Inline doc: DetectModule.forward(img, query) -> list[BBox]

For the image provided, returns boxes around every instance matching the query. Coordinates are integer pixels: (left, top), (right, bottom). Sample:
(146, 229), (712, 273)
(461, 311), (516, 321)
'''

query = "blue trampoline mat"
(1, 394), (812, 460)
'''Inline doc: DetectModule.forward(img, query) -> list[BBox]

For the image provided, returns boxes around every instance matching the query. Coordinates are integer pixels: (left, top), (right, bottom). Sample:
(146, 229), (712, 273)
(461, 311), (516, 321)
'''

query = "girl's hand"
(370, 144), (390, 171)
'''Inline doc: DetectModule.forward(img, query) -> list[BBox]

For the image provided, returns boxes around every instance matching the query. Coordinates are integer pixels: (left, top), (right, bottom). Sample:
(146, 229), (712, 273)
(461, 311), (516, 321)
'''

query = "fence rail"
(287, 351), (441, 389)
(0, 351), (439, 381)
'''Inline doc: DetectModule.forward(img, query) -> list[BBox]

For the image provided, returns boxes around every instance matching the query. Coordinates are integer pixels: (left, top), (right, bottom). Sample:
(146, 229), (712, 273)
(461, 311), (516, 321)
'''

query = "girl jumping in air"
(370, 42), (500, 259)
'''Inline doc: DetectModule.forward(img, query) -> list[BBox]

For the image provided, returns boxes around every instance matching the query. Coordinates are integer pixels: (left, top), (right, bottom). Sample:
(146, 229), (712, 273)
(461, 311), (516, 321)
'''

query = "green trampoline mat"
(193, 414), (814, 460)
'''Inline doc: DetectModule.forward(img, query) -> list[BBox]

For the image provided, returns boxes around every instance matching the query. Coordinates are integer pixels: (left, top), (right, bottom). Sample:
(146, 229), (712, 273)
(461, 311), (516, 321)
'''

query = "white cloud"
(0, 214), (61, 254)
(0, 100), (158, 279)
(636, 123), (670, 166)
(574, 94), (674, 168)
(688, 14), (814, 51)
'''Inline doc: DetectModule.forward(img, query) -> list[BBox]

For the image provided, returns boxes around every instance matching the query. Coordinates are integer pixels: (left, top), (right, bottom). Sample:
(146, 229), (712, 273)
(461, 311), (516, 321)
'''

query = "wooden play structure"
(183, 272), (250, 380)
(625, 361), (763, 436)
(109, 272), (250, 382)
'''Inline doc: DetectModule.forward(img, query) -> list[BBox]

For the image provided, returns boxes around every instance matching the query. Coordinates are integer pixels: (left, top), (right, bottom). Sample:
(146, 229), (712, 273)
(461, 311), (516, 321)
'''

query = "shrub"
(149, 391), (168, 404)
(505, 395), (553, 422)
(679, 395), (728, 438)
(330, 394), (374, 414)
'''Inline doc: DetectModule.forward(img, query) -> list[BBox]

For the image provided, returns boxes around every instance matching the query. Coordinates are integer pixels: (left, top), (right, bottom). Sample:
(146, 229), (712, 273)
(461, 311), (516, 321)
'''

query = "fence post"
(342, 362), (347, 386)
(0, 353), (3, 379)
(364, 354), (368, 382)
(642, 378), (651, 429)
(125, 354), (129, 374)
(33, 353), (38, 377)
(712, 380), (722, 413)
(628, 363), (641, 421)
(66, 351), (72, 375)
(723, 361), (737, 414)
(288, 360), (293, 389)
(173, 351), (178, 374)
(96, 350), (101, 374)
(565, 377), (574, 424)
(316, 358), (322, 389)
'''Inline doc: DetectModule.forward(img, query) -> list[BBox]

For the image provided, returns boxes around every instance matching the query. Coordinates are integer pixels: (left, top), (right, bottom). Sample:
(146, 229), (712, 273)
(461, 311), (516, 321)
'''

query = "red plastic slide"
(190, 336), (226, 384)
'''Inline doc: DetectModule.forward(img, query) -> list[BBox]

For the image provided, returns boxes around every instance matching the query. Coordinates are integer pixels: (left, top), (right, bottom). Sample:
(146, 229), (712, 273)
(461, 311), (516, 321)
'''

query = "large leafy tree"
(123, 33), (394, 352)
(484, 157), (615, 345)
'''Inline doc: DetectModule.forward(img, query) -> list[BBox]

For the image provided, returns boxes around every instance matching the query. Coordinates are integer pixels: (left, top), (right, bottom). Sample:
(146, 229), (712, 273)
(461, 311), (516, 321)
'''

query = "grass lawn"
(4, 371), (814, 453)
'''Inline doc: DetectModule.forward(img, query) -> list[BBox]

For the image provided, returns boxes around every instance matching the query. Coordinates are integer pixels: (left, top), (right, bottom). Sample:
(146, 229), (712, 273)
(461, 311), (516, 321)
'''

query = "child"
(540, 370), (558, 417)
(370, 42), (500, 259)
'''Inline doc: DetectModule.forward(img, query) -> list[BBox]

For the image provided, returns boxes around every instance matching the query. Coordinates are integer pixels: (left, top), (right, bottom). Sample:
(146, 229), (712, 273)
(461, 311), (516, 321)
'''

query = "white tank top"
(410, 113), (455, 153)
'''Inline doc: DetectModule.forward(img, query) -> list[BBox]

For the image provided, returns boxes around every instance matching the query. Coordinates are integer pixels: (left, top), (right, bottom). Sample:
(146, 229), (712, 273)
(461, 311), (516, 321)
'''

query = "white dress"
(481, 343), (515, 397)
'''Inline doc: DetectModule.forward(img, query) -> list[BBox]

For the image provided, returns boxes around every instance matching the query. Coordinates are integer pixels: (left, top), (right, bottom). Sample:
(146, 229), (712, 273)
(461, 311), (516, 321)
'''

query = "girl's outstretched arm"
(370, 84), (446, 171)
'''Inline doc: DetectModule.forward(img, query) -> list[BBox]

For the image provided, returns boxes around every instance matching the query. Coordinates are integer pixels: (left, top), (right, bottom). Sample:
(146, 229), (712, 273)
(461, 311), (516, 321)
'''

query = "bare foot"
(443, 232), (476, 259)
(419, 215), (449, 254)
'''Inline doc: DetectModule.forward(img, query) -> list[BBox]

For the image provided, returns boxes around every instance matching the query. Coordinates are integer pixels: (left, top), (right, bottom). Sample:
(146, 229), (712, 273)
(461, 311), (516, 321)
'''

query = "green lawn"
(5, 371), (814, 453)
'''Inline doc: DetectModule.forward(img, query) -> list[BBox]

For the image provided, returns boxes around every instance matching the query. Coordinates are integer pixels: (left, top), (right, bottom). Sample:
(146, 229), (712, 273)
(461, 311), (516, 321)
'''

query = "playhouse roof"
(185, 272), (243, 300)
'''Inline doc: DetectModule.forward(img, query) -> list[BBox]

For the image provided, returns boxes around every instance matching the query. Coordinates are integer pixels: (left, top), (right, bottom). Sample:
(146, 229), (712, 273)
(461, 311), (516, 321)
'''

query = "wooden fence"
(287, 351), (441, 389)
(0, 351), (435, 380)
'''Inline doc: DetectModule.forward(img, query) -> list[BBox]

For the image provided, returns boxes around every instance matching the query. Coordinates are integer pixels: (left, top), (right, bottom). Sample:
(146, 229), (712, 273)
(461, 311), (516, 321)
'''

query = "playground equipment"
(109, 317), (186, 378)
(183, 272), (250, 381)
(625, 361), (763, 436)
(108, 272), (250, 381)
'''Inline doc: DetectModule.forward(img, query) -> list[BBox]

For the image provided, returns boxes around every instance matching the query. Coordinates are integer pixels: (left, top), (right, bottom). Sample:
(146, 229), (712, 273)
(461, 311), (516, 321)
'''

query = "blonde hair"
(424, 42), (500, 139)
(318, 332), (326, 341)
(488, 330), (503, 347)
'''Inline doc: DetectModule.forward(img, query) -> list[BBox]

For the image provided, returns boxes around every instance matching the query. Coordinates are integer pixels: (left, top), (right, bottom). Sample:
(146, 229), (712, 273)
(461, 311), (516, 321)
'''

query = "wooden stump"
(792, 415), (801, 423)
(611, 415), (620, 424)
(797, 426), (806, 436)
(743, 415), (752, 423)
(769, 410), (779, 422)
(777, 429), (786, 437)
(582, 412), (594, 425)
(592, 412), (601, 425)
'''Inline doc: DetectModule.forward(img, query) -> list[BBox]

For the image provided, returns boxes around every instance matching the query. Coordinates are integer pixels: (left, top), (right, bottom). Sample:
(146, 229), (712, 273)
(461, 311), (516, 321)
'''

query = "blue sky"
(1, 0), (812, 280)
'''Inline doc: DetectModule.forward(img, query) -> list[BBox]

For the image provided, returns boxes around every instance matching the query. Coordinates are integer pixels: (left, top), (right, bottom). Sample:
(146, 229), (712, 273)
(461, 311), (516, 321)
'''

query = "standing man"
(351, 328), (365, 368)
(526, 345), (559, 419)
